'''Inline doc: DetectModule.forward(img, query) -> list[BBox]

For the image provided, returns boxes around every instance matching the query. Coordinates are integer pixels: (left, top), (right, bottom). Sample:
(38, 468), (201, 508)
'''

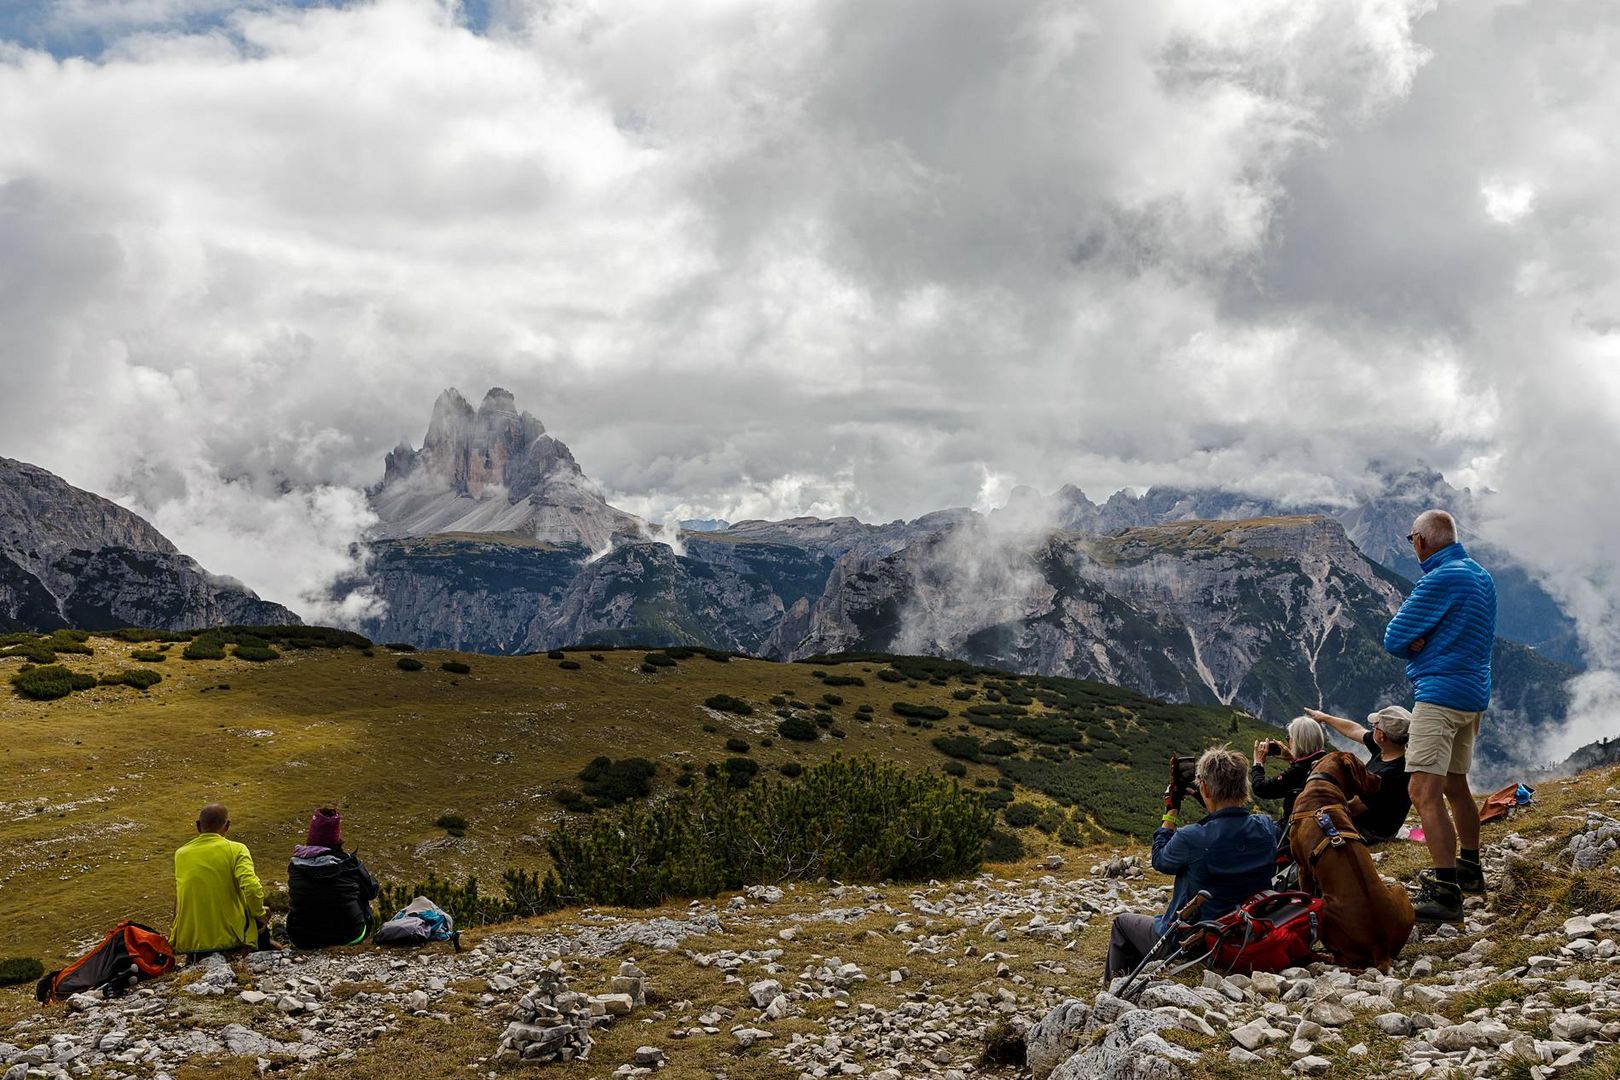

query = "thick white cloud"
(0, 0), (1617, 753)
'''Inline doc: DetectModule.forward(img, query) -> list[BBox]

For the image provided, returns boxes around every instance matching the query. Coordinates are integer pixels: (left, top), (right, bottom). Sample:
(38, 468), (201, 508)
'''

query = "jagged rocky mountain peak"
(369, 387), (642, 549)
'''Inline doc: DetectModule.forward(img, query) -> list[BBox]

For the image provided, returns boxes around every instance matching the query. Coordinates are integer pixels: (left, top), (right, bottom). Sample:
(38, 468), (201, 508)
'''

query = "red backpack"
(1189, 891), (1323, 975)
(36, 921), (176, 1004)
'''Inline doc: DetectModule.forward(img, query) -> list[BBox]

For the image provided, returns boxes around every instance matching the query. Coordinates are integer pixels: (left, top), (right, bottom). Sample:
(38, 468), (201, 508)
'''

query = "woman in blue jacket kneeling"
(1104, 747), (1279, 983)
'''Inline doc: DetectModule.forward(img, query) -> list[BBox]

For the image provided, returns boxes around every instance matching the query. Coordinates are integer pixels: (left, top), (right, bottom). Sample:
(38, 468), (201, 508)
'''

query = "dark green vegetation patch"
(99, 669), (162, 691)
(576, 756), (657, 807)
(704, 693), (754, 715)
(396, 656), (424, 672)
(11, 665), (98, 700)
(777, 715), (819, 741)
(546, 757), (995, 907)
(0, 957), (44, 987)
(440, 661), (472, 675)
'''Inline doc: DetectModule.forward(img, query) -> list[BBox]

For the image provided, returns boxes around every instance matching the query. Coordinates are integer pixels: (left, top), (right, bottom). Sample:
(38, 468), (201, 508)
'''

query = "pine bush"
(130, 649), (166, 663)
(705, 694), (753, 715)
(11, 665), (98, 700)
(777, 716), (818, 741)
(397, 657), (424, 672)
(182, 636), (228, 661)
(440, 661), (471, 674)
(0, 957), (44, 987)
(99, 669), (162, 690)
(546, 757), (995, 907)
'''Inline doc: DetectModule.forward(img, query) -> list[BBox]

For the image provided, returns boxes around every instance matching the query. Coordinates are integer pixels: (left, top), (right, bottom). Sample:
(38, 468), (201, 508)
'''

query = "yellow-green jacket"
(172, 833), (265, 953)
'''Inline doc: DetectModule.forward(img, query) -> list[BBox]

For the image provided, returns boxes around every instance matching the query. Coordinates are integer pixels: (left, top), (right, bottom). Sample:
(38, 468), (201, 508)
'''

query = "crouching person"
(1104, 747), (1279, 984)
(286, 808), (379, 949)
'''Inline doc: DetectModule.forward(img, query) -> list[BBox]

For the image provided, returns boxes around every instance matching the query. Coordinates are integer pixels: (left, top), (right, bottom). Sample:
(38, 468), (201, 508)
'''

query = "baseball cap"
(1367, 705), (1413, 740)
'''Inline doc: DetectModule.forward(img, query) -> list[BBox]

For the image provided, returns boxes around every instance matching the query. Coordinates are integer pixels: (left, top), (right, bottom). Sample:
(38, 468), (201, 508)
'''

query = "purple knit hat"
(306, 808), (342, 848)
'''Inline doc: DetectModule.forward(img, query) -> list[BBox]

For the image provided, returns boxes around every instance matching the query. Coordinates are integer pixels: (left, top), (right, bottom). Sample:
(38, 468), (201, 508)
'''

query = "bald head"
(1410, 509), (1457, 559)
(197, 803), (230, 834)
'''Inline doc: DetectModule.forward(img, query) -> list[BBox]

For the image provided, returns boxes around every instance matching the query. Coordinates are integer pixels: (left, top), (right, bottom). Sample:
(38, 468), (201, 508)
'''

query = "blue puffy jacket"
(1382, 543), (1497, 712)
(1150, 808), (1279, 935)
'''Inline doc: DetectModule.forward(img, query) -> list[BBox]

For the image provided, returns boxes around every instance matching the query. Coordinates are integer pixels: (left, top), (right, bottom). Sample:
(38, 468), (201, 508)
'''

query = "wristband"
(1161, 811), (1179, 827)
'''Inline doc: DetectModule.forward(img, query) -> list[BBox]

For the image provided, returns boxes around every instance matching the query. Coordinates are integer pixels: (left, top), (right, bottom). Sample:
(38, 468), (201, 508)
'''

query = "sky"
(1, 0), (1618, 742)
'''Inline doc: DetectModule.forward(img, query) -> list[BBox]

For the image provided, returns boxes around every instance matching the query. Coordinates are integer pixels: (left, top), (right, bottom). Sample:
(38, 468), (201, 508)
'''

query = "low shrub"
(779, 762), (804, 778)
(397, 657), (424, 672)
(547, 757), (996, 907)
(857, 703), (874, 714)
(943, 760), (967, 777)
(384, 643), (417, 652)
(181, 636), (227, 661)
(11, 665), (97, 700)
(823, 674), (864, 687)
(768, 695), (787, 707)
(642, 652), (678, 668)
(232, 639), (279, 662)
(821, 693), (843, 706)
(130, 649), (166, 663)
(1002, 802), (1040, 828)
(99, 669), (162, 691)
(724, 737), (750, 754)
(434, 813), (468, 837)
(876, 668), (906, 683)
(578, 756), (657, 806)
(983, 829), (1025, 863)
(547, 650), (566, 660)
(559, 659), (581, 670)
(639, 663), (659, 674)
(555, 788), (593, 813)
(0, 957), (44, 987)
(719, 756), (759, 788)
(704, 694), (754, 716)
(777, 716), (819, 742)
(377, 867), (561, 929)
(440, 661), (471, 675)
(893, 701), (949, 721)
(590, 653), (605, 662)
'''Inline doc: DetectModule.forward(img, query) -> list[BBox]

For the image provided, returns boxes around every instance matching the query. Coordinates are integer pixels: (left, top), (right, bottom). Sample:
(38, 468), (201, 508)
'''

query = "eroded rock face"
(369, 388), (644, 551)
(0, 457), (297, 632)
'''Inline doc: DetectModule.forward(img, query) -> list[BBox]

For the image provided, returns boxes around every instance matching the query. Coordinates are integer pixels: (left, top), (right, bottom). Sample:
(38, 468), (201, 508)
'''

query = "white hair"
(1412, 509), (1457, 548)
(1288, 716), (1326, 757)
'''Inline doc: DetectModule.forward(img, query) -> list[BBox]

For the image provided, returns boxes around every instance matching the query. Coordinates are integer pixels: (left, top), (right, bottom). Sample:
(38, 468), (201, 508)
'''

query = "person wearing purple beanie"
(285, 808), (379, 948)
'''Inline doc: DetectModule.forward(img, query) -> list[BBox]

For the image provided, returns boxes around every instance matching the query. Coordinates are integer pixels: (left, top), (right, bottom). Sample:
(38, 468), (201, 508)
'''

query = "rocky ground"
(5, 774), (1620, 1080)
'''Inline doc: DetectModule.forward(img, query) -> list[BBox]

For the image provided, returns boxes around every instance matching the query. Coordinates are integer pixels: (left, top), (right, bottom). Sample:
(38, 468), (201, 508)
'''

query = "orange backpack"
(35, 921), (176, 1003)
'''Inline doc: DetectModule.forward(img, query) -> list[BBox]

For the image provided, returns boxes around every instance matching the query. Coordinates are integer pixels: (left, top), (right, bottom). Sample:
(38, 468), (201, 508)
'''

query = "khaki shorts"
(1406, 702), (1482, 776)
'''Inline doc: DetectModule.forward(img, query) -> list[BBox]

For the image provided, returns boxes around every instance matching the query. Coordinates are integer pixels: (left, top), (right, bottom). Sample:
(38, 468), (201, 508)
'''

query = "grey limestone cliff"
(0, 456), (298, 632)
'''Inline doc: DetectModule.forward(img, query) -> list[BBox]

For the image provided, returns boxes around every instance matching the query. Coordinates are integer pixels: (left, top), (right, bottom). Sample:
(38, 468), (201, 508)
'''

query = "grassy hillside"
(0, 630), (1276, 964)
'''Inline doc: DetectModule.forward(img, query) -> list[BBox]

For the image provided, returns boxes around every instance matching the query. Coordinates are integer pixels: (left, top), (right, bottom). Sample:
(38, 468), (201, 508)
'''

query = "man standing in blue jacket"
(1383, 509), (1496, 922)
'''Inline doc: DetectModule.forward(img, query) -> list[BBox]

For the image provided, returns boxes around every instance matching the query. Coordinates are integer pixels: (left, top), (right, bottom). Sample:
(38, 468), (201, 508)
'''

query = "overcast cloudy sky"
(1, 0), (1618, 713)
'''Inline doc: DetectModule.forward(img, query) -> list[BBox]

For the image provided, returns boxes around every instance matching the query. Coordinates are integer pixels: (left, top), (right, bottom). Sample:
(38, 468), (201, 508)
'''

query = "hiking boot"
(1412, 876), (1464, 922)
(1419, 864), (1486, 897)
(1456, 858), (1487, 895)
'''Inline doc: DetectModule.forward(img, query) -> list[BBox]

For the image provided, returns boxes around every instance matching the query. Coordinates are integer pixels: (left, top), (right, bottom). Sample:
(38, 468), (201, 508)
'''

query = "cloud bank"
(0, 0), (1616, 751)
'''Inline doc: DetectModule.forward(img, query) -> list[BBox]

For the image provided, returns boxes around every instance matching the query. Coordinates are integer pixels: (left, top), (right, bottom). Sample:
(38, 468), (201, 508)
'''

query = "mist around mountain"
(345, 390), (1580, 777)
(0, 456), (298, 633)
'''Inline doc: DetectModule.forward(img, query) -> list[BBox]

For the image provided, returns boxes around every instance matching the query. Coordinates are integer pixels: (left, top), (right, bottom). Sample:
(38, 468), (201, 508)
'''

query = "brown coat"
(1288, 752), (1415, 971)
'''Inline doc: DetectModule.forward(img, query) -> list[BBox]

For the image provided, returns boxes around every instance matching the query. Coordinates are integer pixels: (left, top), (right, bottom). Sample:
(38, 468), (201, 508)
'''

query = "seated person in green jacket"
(172, 803), (268, 958)
(1305, 705), (1414, 842)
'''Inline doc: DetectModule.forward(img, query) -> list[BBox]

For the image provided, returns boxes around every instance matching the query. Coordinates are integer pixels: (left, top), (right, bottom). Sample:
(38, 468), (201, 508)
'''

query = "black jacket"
(285, 845), (379, 948)
(1252, 750), (1327, 822)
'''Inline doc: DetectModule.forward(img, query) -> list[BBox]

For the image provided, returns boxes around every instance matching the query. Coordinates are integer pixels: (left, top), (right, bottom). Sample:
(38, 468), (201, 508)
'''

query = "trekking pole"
(1116, 890), (1211, 1002)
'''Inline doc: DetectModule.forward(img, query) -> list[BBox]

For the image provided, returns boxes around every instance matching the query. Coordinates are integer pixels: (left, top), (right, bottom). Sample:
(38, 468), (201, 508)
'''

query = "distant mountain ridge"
(349, 390), (1577, 776)
(0, 456), (298, 632)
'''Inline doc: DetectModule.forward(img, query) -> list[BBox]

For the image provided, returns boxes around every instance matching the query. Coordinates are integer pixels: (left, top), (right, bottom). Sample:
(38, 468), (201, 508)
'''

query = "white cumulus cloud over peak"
(0, 0), (1617, 720)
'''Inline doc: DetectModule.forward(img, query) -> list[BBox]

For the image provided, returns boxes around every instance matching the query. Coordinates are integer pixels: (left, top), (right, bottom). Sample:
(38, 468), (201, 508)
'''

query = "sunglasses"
(1405, 533), (1418, 544)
